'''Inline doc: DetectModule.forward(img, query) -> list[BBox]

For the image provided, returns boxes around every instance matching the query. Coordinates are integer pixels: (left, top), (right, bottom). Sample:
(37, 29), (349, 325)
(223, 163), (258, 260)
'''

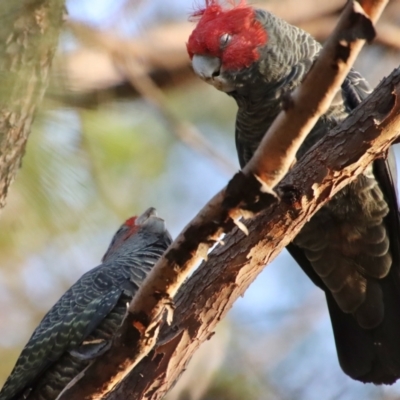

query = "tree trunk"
(0, 0), (65, 208)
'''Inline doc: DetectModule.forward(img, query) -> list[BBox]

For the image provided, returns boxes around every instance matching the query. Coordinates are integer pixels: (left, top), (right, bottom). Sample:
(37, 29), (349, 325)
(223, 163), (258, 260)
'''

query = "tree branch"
(58, 0), (392, 398)
(0, 0), (65, 208)
(110, 62), (400, 400)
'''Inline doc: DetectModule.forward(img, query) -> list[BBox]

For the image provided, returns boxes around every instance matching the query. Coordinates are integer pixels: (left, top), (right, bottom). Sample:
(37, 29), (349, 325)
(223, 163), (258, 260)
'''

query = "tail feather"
(327, 270), (400, 384)
(287, 243), (400, 384)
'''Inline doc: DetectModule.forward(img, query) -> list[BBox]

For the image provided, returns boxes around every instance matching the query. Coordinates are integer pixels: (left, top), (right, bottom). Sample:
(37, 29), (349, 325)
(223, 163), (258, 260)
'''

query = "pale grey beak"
(192, 55), (221, 79)
(191, 54), (235, 92)
(136, 207), (167, 234)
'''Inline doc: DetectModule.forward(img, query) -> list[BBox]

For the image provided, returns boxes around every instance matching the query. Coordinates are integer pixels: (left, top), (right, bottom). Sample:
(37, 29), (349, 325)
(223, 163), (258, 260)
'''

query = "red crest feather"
(187, 0), (267, 70)
(190, 0), (246, 20)
(124, 216), (137, 227)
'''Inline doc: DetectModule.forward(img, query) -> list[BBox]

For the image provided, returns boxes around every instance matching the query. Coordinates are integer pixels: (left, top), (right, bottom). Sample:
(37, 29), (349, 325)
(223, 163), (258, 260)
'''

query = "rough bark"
(108, 65), (400, 400)
(57, 0), (395, 398)
(0, 0), (65, 208)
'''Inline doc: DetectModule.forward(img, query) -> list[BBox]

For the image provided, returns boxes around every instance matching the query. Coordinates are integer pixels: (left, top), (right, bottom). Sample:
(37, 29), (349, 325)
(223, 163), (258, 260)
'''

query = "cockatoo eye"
(219, 33), (232, 48)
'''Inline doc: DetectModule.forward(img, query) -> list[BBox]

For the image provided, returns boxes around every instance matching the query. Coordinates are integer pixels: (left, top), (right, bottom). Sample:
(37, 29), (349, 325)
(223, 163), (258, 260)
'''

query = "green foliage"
(203, 371), (267, 400)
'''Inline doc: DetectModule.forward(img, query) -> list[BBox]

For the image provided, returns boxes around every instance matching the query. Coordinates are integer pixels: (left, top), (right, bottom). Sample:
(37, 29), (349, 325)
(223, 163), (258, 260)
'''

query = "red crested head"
(187, 0), (267, 70)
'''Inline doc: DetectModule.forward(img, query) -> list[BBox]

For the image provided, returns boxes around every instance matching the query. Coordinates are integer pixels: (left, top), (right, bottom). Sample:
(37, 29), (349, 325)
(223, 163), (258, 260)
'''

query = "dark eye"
(219, 33), (232, 48)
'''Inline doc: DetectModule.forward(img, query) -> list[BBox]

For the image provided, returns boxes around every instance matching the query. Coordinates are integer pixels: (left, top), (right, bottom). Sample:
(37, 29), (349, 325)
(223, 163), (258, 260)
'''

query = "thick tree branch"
(0, 1), (65, 208)
(58, 1), (391, 399)
(111, 63), (400, 400)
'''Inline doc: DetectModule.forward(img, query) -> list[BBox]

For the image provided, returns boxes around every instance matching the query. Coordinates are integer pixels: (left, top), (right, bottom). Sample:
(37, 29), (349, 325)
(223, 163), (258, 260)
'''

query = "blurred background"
(1, 0), (400, 399)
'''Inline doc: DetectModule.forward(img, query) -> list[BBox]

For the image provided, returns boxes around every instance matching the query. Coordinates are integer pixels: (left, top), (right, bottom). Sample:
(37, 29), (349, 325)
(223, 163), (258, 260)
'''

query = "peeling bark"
(108, 65), (400, 400)
(0, 0), (65, 208)
(58, 0), (398, 398)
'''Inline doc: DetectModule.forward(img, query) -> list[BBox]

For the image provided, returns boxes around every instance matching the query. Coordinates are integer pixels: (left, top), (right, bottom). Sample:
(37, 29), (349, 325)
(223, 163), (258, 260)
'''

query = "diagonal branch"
(110, 62), (400, 400)
(57, 0), (390, 398)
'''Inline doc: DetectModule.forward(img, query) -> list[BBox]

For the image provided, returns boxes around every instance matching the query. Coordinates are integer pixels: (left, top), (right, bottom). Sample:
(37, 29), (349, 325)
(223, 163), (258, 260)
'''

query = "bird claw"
(69, 339), (112, 360)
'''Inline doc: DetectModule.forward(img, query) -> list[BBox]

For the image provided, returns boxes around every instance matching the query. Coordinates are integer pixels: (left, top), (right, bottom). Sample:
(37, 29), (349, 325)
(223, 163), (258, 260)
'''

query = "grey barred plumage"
(188, 1), (400, 384)
(0, 207), (172, 400)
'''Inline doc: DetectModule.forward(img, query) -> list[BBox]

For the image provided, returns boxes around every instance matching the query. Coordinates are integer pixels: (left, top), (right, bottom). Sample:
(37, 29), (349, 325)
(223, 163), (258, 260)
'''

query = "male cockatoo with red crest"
(187, 0), (400, 385)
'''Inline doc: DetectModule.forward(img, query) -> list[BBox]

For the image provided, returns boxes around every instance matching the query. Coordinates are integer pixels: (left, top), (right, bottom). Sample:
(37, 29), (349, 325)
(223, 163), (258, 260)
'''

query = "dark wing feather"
(0, 266), (124, 400)
(287, 70), (400, 383)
